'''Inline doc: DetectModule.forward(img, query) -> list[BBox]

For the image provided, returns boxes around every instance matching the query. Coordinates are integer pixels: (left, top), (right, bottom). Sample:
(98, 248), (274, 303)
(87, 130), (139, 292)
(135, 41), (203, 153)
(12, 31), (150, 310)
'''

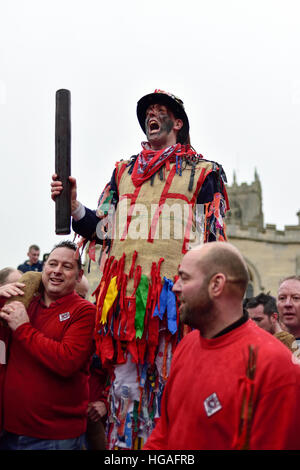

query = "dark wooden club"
(55, 89), (71, 235)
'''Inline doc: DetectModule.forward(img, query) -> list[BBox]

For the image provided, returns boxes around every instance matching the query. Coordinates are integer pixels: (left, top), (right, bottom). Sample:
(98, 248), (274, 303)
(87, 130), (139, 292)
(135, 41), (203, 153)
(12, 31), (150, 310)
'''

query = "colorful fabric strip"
(135, 274), (149, 339)
(101, 276), (118, 324)
(153, 277), (177, 335)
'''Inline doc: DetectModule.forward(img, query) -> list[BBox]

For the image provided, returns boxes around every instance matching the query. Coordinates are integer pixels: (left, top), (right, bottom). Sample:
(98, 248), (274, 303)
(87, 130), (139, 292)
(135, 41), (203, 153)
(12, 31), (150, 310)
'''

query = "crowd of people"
(1, 89), (300, 451)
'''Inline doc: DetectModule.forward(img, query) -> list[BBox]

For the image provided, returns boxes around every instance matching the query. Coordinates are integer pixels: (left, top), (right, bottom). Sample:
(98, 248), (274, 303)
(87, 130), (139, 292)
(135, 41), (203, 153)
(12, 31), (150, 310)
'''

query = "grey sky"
(1, 0), (300, 268)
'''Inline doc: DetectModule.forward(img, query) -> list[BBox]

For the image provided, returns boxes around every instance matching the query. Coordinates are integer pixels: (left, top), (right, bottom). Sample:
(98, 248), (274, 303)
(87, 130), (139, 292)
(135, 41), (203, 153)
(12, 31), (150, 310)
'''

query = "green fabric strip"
(99, 190), (114, 214)
(135, 274), (149, 339)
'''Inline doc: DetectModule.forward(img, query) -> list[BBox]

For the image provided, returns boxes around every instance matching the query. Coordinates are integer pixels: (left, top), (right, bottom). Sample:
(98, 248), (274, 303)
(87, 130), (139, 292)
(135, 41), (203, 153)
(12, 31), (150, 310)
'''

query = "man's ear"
(77, 269), (84, 283)
(270, 312), (279, 326)
(173, 119), (183, 131)
(208, 273), (226, 298)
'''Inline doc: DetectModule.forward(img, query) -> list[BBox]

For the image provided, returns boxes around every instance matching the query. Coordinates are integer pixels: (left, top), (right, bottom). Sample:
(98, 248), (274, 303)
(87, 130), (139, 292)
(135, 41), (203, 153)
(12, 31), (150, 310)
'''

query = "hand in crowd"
(51, 174), (79, 213)
(0, 282), (25, 298)
(87, 401), (107, 423)
(272, 318), (288, 334)
(0, 300), (30, 331)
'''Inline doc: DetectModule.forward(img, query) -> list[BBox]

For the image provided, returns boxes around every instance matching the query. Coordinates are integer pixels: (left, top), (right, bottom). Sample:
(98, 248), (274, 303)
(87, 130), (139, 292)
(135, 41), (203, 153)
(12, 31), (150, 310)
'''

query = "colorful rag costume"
(72, 89), (229, 449)
(143, 318), (300, 450)
(73, 141), (229, 448)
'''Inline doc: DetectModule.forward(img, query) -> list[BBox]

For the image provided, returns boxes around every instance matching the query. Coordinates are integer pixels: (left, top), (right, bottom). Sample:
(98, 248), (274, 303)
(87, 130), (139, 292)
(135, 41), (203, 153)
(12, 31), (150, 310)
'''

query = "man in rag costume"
(51, 89), (229, 449)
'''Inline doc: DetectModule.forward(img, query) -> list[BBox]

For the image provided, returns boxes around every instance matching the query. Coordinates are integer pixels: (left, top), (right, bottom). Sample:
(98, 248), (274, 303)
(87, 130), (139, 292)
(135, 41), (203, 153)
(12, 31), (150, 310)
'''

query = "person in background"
(245, 293), (280, 334)
(277, 275), (300, 349)
(42, 253), (50, 264)
(75, 274), (90, 300)
(18, 245), (43, 273)
(245, 292), (297, 352)
(0, 268), (22, 286)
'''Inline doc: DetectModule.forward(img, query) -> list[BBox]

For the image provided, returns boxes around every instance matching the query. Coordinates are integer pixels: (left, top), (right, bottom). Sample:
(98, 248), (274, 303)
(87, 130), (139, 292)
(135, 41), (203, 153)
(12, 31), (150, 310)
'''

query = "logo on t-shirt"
(204, 393), (222, 417)
(59, 312), (70, 322)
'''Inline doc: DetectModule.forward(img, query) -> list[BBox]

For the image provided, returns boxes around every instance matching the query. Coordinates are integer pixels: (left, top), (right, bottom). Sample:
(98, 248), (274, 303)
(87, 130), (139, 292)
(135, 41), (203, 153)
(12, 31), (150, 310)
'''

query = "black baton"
(55, 89), (71, 235)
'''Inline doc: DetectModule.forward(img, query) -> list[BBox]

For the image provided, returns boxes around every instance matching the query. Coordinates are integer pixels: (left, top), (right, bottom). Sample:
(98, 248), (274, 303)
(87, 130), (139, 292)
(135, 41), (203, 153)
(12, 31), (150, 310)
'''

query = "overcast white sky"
(1, 0), (300, 268)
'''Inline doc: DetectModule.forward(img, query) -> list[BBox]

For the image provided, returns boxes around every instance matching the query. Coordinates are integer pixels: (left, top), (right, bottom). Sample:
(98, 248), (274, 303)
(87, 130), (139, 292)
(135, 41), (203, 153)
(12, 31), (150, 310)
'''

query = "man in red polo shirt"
(0, 240), (95, 450)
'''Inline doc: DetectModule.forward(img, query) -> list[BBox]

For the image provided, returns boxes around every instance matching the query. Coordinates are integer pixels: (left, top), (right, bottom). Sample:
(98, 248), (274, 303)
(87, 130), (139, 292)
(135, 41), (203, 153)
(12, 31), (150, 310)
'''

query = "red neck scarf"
(131, 142), (182, 187)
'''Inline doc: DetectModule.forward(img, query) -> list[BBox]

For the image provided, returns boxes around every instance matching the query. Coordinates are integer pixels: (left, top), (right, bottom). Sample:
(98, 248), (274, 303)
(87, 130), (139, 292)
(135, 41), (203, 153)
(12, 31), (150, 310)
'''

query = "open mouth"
(50, 277), (63, 285)
(147, 119), (160, 134)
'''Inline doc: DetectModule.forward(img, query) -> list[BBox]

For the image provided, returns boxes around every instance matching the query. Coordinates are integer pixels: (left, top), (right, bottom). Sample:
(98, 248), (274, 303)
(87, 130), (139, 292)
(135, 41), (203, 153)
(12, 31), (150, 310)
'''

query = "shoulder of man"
(67, 293), (96, 317)
(171, 329), (198, 360)
(28, 291), (96, 314)
(115, 155), (137, 169)
(63, 295), (96, 330)
(26, 293), (95, 336)
(199, 158), (227, 182)
(17, 261), (30, 272)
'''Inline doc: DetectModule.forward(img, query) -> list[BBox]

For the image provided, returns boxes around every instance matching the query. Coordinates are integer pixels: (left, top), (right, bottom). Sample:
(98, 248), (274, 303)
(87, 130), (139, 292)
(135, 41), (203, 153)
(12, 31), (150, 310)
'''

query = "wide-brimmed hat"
(137, 89), (190, 144)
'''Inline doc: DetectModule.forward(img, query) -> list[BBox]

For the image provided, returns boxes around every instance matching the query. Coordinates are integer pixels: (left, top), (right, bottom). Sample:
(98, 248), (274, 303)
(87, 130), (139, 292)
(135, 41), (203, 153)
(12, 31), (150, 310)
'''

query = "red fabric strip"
(190, 167), (207, 205)
(147, 166), (177, 242)
(129, 251), (138, 279)
(164, 193), (190, 203)
(120, 186), (142, 241)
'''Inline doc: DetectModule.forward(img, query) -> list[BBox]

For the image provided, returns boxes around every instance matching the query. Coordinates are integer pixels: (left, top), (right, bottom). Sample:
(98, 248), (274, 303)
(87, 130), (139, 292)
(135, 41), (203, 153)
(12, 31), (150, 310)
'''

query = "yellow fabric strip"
(100, 276), (118, 324)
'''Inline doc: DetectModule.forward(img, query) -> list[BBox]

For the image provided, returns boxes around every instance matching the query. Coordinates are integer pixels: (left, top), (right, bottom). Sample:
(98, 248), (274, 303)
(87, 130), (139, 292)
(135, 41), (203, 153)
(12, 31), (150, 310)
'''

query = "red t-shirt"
(2, 292), (95, 439)
(144, 320), (300, 450)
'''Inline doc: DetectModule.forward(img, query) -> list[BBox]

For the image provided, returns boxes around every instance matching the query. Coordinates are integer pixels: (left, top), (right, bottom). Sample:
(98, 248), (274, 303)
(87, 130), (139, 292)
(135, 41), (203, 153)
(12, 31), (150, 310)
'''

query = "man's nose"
(172, 279), (181, 293)
(53, 264), (63, 274)
(148, 105), (160, 116)
(147, 109), (156, 120)
(284, 296), (293, 306)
